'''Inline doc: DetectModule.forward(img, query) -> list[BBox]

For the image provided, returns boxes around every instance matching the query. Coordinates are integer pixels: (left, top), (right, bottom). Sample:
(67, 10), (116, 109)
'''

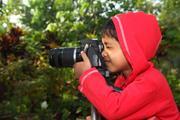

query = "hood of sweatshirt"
(111, 11), (162, 84)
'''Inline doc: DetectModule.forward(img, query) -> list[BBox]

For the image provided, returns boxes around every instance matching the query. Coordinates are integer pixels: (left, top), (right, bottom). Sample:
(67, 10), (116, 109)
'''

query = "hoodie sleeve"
(78, 67), (157, 120)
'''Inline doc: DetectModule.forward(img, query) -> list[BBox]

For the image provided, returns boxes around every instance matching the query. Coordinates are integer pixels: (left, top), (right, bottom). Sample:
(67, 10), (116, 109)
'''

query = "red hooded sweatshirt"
(78, 12), (180, 120)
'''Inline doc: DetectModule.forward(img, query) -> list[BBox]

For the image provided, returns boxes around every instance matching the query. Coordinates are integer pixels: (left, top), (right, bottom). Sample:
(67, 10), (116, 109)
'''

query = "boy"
(73, 11), (180, 119)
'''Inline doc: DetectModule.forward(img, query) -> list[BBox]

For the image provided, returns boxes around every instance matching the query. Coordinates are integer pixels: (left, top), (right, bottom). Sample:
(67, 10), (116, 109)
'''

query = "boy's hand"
(86, 116), (91, 120)
(73, 51), (91, 79)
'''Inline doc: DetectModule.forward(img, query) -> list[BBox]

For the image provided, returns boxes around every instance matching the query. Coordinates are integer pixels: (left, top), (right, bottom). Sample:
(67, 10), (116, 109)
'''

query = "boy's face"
(102, 35), (131, 73)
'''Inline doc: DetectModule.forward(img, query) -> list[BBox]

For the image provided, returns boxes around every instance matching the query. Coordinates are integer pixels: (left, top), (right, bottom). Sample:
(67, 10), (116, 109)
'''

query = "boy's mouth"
(103, 58), (110, 62)
(104, 60), (111, 65)
(105, 60), (110, 63)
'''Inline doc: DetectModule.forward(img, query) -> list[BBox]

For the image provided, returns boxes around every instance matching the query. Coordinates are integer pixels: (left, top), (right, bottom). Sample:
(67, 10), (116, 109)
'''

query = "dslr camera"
(48, 39), (118, 120)
(49, 39), (108, 76)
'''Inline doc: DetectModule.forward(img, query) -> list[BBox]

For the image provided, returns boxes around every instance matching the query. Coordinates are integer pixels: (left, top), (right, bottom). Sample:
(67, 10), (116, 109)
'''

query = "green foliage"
(157, 0), (180, 104)
(0, 0), (179, 119)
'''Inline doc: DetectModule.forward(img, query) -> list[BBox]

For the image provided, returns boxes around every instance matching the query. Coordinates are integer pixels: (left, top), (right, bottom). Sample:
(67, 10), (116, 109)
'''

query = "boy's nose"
(101, 50), (107, 58)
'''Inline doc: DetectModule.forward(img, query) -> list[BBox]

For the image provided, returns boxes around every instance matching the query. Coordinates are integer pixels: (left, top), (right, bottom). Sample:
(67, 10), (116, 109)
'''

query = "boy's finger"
(81, 51), (89, 62)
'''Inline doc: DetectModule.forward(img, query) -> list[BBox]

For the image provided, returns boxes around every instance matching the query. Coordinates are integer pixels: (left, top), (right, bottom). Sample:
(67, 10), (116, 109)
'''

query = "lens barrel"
(49, 48), (82, 67)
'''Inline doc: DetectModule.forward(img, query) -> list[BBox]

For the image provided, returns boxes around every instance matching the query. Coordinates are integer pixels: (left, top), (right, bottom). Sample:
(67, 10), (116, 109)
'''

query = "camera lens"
(49, 48), (82, 67)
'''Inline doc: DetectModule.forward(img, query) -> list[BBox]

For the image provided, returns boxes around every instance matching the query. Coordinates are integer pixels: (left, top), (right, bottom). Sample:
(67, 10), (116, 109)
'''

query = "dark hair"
(101, 19), (118, 40)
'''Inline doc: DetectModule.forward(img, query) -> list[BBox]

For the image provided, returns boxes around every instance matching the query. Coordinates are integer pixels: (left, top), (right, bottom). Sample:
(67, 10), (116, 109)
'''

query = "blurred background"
(0, 0), (179, 119)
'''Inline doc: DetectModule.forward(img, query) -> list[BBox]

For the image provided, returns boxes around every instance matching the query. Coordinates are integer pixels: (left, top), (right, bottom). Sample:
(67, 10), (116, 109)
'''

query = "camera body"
(49, 39), (106, 69)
